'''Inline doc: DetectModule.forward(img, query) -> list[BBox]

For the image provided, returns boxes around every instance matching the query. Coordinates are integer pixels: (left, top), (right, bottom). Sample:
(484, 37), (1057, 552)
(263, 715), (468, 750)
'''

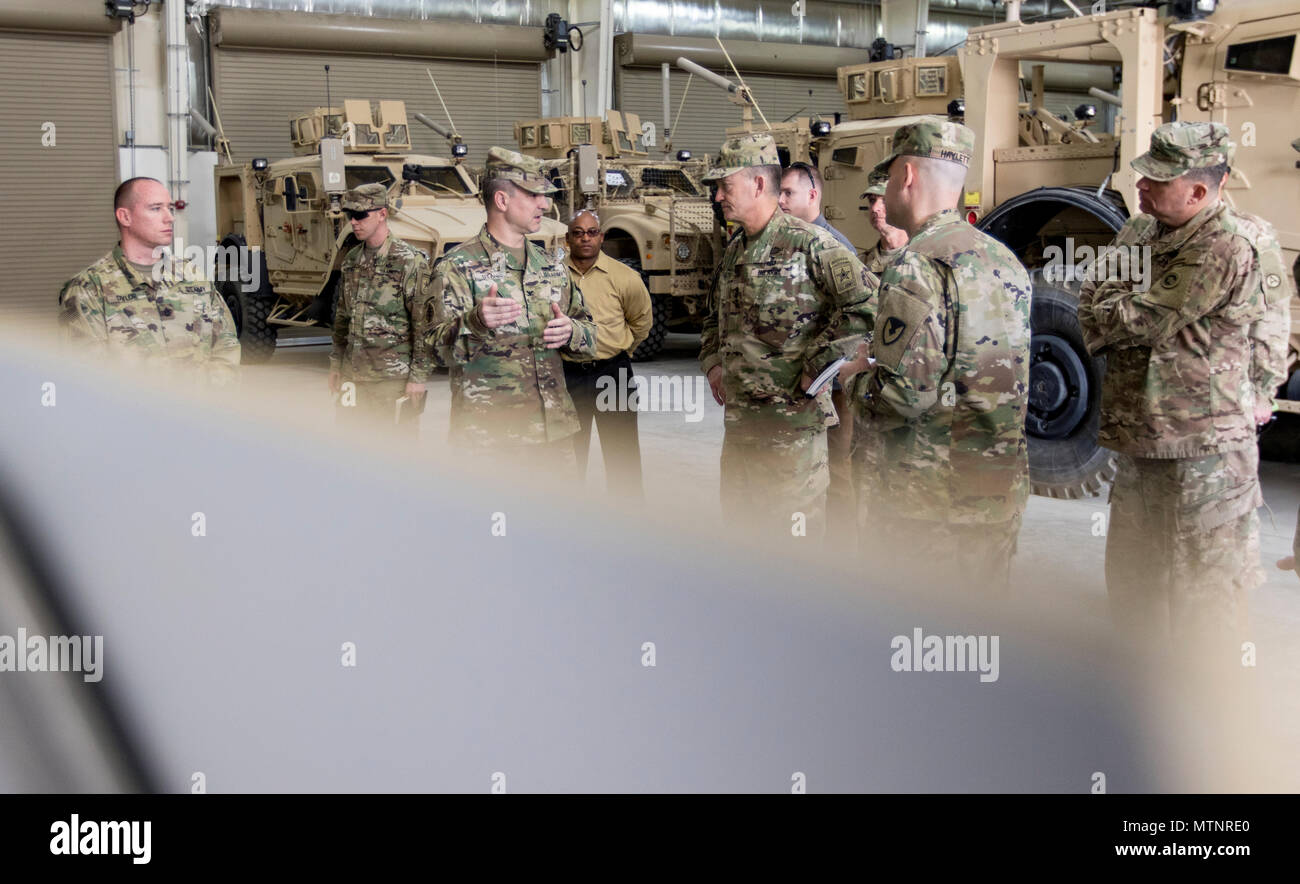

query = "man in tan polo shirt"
(563, 209), (653, 498)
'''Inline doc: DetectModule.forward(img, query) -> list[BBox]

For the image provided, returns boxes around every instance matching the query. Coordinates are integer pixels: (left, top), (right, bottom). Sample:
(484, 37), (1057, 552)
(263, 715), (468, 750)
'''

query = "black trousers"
(563, 352), (644, 499)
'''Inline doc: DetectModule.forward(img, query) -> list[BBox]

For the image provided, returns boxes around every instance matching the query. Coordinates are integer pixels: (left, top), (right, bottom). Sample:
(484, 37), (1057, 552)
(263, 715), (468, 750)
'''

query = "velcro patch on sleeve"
(829, 255), (857, 293)
(1258, 245), (1294, 307)
(873, 292), (933, 371)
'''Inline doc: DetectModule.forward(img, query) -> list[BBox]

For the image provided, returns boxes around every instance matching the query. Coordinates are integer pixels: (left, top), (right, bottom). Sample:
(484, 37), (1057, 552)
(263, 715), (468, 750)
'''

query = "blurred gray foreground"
(0, 328), (1289, 793)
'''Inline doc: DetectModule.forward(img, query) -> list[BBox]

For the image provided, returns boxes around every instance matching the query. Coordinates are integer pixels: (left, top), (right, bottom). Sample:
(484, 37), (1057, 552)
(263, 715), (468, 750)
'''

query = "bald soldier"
(427, 148), (597, 462)
(1078, 122), (1294, 642)
(328, 183), (433, 433)
(58, 176), (240, 384)
(700, 133), (877, 539)
(843, 121), (1032, 588)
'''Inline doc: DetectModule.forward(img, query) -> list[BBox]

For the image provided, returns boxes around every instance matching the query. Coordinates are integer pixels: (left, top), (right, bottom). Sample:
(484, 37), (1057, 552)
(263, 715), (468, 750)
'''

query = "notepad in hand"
(804, 356), (848, 398)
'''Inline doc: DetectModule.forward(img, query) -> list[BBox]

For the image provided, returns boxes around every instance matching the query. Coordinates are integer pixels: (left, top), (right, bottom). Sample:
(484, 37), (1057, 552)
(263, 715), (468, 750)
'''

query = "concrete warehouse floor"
(262, 331), (1300, 753)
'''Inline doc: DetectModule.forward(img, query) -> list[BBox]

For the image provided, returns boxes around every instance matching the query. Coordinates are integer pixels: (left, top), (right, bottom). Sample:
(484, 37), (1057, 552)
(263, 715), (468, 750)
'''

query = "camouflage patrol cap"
(484, 146), (558, 195)
(871, 119), (975, 178)
(860, 169), (889, 199)
(701, 132), (781, 181)
(1131, 121), (1235, 182)
(340, 183), (390, 211)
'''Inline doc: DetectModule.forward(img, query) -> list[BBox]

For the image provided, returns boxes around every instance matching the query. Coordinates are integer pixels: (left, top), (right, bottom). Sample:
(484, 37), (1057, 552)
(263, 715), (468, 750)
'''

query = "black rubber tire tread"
(632, 293), (670, 361)
(1027, 271), (1117, 499)
(612, 254), (666, 361)
(217, 235), (278, 364)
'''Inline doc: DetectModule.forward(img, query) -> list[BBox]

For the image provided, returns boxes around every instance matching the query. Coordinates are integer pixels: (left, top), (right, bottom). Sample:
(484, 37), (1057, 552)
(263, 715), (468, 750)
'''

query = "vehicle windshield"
(640, 168), (699, 196)
(345, 167), (395, 189)
(412, 166), (472, 195)
(603, 169), (636, 200)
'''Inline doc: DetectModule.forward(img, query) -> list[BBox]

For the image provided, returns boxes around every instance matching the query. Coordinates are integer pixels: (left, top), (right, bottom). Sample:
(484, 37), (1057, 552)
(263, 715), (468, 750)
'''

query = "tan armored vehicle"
(213, 99), (567, 362)
(726, 0), (1300, 497)
(513, 110), (720, 359)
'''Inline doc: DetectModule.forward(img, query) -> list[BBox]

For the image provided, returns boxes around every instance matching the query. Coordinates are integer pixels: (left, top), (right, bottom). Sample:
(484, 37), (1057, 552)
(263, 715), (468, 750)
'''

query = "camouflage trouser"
(336, 378), (420, 437)
(867, 513), (1022, 593)
(719, 428), (829, 541)
(1105, 449), (1264, 642)
(460, 436), (579, 483)
(850, 414), (885, 554)
(826, 388), (857, 554)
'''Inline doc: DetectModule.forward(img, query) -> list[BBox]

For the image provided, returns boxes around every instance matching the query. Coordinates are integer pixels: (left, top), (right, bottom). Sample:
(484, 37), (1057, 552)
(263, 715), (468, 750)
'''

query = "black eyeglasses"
(569, 228), (601, 239)
(788, 162), (817, 190)
(345, 209), (374, 221)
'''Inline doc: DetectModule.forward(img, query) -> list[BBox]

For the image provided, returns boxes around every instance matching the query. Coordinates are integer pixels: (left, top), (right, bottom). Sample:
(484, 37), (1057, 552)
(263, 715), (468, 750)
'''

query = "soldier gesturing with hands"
(426, 147), (596, 457)
(477, 286), (572, 346)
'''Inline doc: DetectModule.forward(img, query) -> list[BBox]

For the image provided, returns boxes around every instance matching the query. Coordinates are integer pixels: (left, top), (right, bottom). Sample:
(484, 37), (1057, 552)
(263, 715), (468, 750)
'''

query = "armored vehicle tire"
(217, 235), (278, 364)
(632, 295), (670, 361)
(1026, 272), (1116, 499)
(617, 255), (667, 361)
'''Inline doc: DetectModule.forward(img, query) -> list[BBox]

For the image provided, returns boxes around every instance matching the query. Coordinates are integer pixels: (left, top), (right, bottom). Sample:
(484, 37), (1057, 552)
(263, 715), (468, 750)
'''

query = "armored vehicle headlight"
(1074, 104), (1097, 121)
(252, 158), (269, 171)
(810, 121), (832, 137)
(452, 144), (468, 158)
(676, 150), (692, 161)
(676, 240), (692, 261)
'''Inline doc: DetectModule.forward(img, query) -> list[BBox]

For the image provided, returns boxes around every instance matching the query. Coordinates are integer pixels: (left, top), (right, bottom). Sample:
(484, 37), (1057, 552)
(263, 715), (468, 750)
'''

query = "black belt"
(566, 353), (629, 372)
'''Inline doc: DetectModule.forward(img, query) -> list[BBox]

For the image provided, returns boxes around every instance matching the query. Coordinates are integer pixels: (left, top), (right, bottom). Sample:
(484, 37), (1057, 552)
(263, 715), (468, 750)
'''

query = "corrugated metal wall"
(620, 67), (844, 158)
(212, 50), (541, 166)
(0, 30), (117, 321)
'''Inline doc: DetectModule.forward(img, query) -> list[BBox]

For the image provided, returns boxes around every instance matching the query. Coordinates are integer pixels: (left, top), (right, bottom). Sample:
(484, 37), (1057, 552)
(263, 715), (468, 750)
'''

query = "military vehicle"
(213, 98), (568, 362)
(513, 110), (720, 359)
(721, 0), (1300, 498)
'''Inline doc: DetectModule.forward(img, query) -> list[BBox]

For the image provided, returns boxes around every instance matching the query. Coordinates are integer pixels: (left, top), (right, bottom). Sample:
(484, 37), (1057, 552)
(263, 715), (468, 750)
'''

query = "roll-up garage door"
(213, 50), (541, 167)
(0, 30), (116, 322)
(619, 67), (845, 159)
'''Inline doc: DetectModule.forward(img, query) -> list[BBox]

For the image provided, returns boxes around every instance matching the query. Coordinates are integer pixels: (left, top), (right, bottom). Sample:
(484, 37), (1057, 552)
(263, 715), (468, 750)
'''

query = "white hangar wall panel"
(0, 30), (117, 321)
(619, 67), (846, 159)
(212, 50), (542, 167)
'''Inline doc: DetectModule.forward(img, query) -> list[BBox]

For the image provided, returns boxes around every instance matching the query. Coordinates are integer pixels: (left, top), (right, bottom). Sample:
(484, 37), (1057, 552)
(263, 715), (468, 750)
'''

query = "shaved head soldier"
(845, 121), (1032, 588)
(58, 176), (240, 384)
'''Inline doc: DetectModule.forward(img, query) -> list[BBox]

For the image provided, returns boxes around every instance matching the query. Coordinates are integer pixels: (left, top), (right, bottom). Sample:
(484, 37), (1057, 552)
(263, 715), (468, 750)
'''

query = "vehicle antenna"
(426, 68), (460, 137)
(714, 36), (771, 130)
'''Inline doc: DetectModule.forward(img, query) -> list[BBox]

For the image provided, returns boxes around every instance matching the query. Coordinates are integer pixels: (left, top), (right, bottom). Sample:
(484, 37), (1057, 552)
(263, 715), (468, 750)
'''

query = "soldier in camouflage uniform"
(1078, 122), (1294, 642)
(427, 148), (597, 463)
(850, 172), (912, 532)
(700, 133), (877, 540)
(328, 183), (433, 434)
(59, 176), (240, 385)
(859, 171), (910, 276)
(844, 121), (1031, 589)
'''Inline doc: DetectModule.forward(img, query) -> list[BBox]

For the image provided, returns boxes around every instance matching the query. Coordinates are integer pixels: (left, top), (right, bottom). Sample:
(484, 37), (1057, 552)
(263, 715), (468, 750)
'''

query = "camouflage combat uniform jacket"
(854, 210), (1032, 524)
(861, 242), (904, 277)
(329, 233), (433, 383)
(1078, 201), (1292, 458)
(699, 211), (877, 443)
(58, 245), (240, 385)
(429, 226), (597, 446)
